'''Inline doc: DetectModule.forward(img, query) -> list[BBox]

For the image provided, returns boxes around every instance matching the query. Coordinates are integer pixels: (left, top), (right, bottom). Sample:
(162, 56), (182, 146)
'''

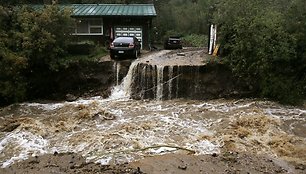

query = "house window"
(75, 19), (103, 35)
(90, 27), (102, 33)
(76, 20), (88, 33)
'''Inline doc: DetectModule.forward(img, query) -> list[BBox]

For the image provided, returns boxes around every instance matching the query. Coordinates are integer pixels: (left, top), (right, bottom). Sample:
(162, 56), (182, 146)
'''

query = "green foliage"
(215, 0), (306, 104)
(0, 6), (27, 104)
(60, 46), (108, 67)
(67, 41), (96, 55)
(15, 5), (74, 71)
(0, 4), (75, 105)
(0, 43), (28, 103)
(285, 0), (306, 97)
(182, 34), (208, 47)
(153, 0), (214, 43)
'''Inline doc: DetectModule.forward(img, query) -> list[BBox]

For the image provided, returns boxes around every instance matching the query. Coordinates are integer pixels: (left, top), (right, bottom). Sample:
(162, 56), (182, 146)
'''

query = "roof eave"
(71, 15), (157, 17)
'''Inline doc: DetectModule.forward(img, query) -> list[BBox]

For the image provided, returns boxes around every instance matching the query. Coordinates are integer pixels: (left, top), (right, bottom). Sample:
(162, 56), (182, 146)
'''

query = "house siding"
(69, 4), (156, 50)
(30, 4), (156, 49)
(71, 16), (153, 49)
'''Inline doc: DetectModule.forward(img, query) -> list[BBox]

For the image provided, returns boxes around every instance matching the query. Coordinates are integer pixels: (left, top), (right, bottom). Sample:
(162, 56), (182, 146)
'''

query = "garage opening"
(115, 26), (143, 49)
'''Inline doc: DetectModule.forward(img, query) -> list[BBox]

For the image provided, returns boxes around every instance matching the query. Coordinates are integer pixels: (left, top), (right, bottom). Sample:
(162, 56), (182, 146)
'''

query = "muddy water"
(0, 97), (305, 168)
(0, 50), (306, 168)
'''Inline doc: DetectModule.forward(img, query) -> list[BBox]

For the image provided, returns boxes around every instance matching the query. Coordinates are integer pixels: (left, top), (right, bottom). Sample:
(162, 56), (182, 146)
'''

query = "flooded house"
(70, 4), (157, 49)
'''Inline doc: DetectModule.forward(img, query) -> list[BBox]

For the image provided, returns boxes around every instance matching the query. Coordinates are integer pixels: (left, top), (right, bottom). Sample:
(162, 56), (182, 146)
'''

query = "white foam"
(2, 153), (28, 168)
(265, 108), (306, 120)
(2, 98), (305, 168)
(193, 101), (258, 113)
(108, 84), (129, 101)
(186, 140), (220, 155)
(22, 103), (65, 110)
(96, 156), (112, 165)
(0, 131), (48, 168)
(148, 147), (177, 154)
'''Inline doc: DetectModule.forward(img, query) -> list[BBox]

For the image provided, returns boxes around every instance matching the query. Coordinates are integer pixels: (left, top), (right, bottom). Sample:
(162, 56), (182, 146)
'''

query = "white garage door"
(115, 26), (143, 49)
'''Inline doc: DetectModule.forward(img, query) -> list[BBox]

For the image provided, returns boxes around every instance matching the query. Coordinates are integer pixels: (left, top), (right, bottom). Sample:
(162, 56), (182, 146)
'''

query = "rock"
(295, 164), (306, 170)
(212, 153), (218, 157)
(178, 164), (187, 170)
(66, 94), (77, 102)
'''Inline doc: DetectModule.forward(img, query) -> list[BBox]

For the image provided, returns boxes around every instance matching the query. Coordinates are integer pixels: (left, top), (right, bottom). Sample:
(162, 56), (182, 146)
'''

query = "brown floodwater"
(0, 97), (305, 168)
(0, 49), (305, 168)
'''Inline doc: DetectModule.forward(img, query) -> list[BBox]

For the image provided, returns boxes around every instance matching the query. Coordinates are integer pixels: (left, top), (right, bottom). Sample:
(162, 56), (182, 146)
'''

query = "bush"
(181, 34), (208, 47)
(0, 4), (75, 104)
(215, 0), (305, 104)
(0, 48), (27, 105)
(67, 41), (96, 55)
(59, 46), (108, 67)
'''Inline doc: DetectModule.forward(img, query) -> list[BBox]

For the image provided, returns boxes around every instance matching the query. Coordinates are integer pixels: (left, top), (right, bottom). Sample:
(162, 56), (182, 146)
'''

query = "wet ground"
(136, 48), (209, 66)
(0, 49), (306, 173)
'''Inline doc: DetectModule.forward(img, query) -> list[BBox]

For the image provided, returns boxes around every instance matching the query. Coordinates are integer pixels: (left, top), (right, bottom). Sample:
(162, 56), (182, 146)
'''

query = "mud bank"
(43, 60), (131, 101)
(34, 49), (249, 102)
(129, 62), (247, 100)
(1, 152), (304, 174)
(0, 152), (142, 174)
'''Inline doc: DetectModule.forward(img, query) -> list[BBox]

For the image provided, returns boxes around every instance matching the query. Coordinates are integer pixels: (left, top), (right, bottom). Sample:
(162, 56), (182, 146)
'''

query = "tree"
(15, 5), (74, 70)
(285, 0), (306, 97)
(17, 5), (74, 98)
(153, 0), (213, 42)
(215, 0), (305, 104)
(0, 6), (28, 104)
(0, 4), (74, 105)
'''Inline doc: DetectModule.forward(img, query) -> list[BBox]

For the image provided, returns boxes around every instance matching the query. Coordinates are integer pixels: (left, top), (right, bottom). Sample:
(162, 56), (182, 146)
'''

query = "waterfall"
(156, 66), (164, 100)
(140, 65), (147, 99)
(108, 49), (240, 101)
(168, 66), (174, 100)
(110, 62), (178, 101)
(108, 49), (237, 101)
(110, 61), (182, 101)
(152, 65), (157, 99)
(113, 62), (121, 86)
(176, 66), (180, 98)
(109, 60), (139, 100)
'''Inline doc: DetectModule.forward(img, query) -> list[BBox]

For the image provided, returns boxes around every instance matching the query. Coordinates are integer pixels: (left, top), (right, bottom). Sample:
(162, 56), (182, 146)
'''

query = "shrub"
(67, 41), (96, 55)
(215, 0), (305, 104)
(181, 34), (208, 47)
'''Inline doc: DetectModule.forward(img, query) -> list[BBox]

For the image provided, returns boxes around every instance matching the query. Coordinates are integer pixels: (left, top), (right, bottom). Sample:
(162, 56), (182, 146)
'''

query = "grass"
(181, 34), (208, 47)
(59, 46), (108, 67)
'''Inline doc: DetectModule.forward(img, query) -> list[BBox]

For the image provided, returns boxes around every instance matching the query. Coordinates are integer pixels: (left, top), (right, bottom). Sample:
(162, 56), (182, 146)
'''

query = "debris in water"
(0, 119), (20, 132)
(93, 111), (116, 121)
(178, 164), (187, 170)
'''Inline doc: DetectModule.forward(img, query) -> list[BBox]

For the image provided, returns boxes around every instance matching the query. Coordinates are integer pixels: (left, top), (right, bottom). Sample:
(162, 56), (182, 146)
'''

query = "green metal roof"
(69, 4), (156, 17)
